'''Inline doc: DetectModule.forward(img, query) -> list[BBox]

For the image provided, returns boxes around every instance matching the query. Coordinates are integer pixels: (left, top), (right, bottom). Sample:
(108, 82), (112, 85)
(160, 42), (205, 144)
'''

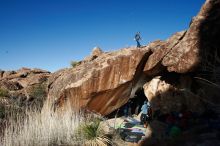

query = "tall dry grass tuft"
(0, 101), (85, 146)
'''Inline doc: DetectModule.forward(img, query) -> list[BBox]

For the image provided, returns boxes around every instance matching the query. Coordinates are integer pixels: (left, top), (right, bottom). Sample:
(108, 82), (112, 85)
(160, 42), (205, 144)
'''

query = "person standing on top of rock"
(134, 32), (142, 48)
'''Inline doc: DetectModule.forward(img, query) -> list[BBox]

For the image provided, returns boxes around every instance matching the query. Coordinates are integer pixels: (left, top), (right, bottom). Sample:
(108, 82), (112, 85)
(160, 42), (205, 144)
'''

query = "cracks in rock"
(47, 71), (64, 91)
(194, 77), (220, 88)
(162, 30), (187, 62)
(130, 50), (152, 99)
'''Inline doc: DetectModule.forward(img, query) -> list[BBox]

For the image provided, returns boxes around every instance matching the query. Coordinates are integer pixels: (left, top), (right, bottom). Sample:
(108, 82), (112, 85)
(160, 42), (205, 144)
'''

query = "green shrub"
(29, 84), (46, 99)
(80, 117), (102, 140)
(24, 83), (47, 110)
(0, 88), (9, 97)
(70, 61), (80, 68)
(78, 117), (114, 146)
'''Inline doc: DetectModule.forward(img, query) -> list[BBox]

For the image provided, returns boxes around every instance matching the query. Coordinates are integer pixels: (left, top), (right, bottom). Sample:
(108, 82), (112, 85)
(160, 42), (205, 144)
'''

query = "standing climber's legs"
(137, 41), (141, 48)
(140, 114), (147, 125)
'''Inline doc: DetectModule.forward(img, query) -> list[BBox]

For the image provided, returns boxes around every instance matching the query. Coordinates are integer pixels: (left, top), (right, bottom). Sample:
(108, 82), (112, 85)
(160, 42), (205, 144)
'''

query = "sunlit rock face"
(162, 0), (220, 73)
(143, 76), (205, 114)
(143, 31), (186, 76)
(47, 31), (185, 116)
(163, 0), (220, 73)
(48, 47), (152, 115)
(145, 0), (220, 75)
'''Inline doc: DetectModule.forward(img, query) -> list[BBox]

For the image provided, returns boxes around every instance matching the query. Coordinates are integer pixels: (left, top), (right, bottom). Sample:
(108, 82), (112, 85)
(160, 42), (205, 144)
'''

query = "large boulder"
(48, 0), (220, 116)
(144, 0), (220, 76)
(142, 0), (220, 110)
(143, 76), (205, 114)
(144, 31), (186, 76)
(48, 47), (152, 115)
(164, 0), (219, 74)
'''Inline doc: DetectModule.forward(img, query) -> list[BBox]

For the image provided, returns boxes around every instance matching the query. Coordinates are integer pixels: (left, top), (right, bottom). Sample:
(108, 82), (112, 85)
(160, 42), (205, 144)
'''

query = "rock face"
(48, 47), (152, 115)
(0, 68), (50, 108)
(143, 76), (204, 114)
(48, 0), (220, 116)
(144, 0), (220, 75)
(143, 31), (186, 76)
(142, 0), (220, 113)
(91, 46), (103, 57)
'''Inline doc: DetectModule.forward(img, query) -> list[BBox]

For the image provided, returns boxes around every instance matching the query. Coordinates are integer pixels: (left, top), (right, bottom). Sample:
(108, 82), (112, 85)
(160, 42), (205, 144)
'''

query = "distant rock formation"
(48, 0), (220, 116)
(0, 68), (50, 108)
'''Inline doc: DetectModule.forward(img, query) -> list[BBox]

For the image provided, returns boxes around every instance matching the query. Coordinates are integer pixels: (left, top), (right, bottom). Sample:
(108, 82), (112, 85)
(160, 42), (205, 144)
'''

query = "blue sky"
(0, 0), (205, 72)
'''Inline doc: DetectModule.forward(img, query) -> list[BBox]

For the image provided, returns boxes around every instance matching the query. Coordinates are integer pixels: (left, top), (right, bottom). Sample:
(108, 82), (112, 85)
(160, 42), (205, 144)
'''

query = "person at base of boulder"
(147, 101), (152, 121)
(123, 100), (132, 117)
(140, 101), (150, 128)
(134, 32), (142, 48)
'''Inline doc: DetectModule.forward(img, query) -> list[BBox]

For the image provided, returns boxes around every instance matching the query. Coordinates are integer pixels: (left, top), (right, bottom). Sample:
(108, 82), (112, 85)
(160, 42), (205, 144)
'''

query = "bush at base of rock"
(0, 88), (9, 97)
(29, 84), (47, 99)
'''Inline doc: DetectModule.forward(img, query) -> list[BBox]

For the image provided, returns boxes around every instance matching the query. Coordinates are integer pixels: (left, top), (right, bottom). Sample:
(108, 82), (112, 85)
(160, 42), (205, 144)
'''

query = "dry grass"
(0, 102), (85, 146)
(0, 101), (117, 146)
